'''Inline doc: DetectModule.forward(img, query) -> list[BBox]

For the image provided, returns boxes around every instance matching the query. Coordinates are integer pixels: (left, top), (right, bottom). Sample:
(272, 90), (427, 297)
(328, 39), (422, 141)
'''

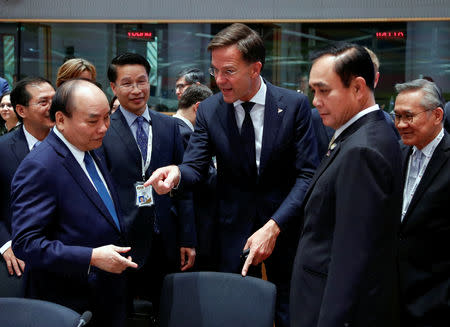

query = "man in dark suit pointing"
(290, 43), (402, 327)
(394, 79), (450, 326)
(147, 23), (318, 326)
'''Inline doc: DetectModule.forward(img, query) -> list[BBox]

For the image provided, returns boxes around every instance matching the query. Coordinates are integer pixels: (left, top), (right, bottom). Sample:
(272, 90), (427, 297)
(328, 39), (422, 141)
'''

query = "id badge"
(135, 182), (154, 207)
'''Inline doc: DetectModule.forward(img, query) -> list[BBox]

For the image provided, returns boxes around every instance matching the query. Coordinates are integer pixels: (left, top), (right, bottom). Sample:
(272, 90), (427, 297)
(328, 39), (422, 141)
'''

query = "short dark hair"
(10, 77), (53, 122)
(107, 53), (151, 83)
(176, 68), (205, 85)
(50, 79), (100, 122)
(311, 43), (375, 91)
(178, 84), (213, 110)
(208, 23), (265, 69)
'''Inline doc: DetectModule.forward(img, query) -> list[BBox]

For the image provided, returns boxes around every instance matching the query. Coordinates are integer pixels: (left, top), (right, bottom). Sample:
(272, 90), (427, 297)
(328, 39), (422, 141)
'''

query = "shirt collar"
(413, 127), (444, 159)
(53, 126), (86, 166)
(23, 125), (41, 151)
(119, 105), (151, 127)
(173, 113), (194, 132)
(233, 76), (266, 108)
(333, 104), (380, 141)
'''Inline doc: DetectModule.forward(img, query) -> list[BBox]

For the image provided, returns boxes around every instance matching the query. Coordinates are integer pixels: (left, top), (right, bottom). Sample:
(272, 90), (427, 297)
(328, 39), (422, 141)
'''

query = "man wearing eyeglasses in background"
(175, 67), (205, 100)
(147, 23), (318, 327)
(394, 79), (450, 326)
(0, 77), (55, 281)
(99, 53), (196, 320)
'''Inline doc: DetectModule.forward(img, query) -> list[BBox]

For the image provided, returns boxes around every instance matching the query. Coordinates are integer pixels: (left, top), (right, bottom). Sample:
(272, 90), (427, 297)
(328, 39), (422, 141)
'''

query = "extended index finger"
(241, 249), (255, 277)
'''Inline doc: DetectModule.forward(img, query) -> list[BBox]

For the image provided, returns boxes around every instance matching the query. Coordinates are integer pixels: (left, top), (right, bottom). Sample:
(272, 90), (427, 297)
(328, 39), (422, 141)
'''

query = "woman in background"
(56, 58), (97, 87)
(0, 92), (20, 136)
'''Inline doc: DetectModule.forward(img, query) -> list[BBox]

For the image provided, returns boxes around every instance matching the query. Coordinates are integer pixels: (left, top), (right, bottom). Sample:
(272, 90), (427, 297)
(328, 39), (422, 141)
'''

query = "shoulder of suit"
(0, 126), (23, 147)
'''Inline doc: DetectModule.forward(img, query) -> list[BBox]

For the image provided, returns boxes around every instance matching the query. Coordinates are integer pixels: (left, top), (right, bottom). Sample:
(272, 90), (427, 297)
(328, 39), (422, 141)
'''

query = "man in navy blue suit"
(101, 53), (197, 315)
(0, 77), (55, 278)
(11, 80), (137, 327)
(148, 23), (318, 326)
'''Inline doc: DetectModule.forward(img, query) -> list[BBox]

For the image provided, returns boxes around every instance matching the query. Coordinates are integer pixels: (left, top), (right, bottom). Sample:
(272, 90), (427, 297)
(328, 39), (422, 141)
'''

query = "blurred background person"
(0, 76), (10, 97)
(110, 95), (120, 114)
(0, 92), (20, 136)
(55, 58), (97, 87)
(175, 67), (205, 100)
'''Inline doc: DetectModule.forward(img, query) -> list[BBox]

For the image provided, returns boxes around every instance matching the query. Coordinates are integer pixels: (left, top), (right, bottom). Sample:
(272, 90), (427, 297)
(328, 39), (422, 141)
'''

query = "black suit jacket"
(100, 109), (196, 267)
(178, 80), (318, 272)
(398, 131), (450, 326)
(291, 110), (402, 327)
(0, 126), (29, 246)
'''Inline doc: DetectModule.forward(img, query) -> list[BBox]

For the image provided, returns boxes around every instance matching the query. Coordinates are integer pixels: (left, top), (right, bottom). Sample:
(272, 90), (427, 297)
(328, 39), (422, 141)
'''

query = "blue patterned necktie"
(406, 149), (424, 198)
(135, 116), (148, 162)
(241, 102), (257, 181)
(84, 152), (121, 230)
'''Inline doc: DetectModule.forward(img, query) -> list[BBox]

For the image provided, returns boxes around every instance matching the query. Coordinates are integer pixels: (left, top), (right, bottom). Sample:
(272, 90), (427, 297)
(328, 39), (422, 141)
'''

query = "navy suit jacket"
(100, 109), (196, 268)
(11, 131), (128, 326)
(178, 80), (318, 271)
(399, 131), (450, 326)
(291, 110), (402, 327)
(175, 117), (193, 149)
(0, 126), (29, 246)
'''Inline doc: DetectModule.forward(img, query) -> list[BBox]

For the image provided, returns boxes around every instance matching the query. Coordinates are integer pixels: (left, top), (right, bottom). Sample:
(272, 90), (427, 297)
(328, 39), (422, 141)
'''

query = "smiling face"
(211, 45), (262, 104)
(309, 55), (359, 130)
(57, 84), (110, 151)
(0, 94), (14, 121)
(16, 82), (56, 133)
(394, 89), (443, 150)
(110, 64), (149, 116)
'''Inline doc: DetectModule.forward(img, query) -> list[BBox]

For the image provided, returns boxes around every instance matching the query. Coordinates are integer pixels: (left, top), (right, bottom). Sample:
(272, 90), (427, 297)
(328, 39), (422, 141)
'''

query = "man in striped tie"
(11, 79), (137, 327)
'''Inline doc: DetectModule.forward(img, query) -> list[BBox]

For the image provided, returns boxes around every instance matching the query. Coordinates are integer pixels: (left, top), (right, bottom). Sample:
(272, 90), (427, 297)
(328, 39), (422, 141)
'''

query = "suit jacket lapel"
(47, 132), (121, 233)
(402, 132), (450, 226)
(111, 110), (142, 167)
(11, 126), (29, 163)
(259, 82), (283, 175)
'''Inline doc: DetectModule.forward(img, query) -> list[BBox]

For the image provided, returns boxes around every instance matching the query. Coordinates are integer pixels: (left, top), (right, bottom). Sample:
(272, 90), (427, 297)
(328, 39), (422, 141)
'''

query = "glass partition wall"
(0, 21), (449, 111)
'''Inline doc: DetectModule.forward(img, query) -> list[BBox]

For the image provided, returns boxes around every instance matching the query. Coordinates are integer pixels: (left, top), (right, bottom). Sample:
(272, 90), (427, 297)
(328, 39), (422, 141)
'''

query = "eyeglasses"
(208, 67), (239, 79)
(175, 83), (191, 90)
(29, 99), (52, 108)
(394, 109), (431, 124)
(117, 81), (149, 92)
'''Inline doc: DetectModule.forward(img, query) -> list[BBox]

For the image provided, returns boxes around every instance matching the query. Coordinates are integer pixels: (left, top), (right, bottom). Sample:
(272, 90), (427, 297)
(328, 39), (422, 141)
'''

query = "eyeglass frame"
(116, 80), (150, 92)
(0, 103), (13, 109)
(208, 67), (240, 79)
(28, 99), (52, 108)
(393, 109), (433, 124)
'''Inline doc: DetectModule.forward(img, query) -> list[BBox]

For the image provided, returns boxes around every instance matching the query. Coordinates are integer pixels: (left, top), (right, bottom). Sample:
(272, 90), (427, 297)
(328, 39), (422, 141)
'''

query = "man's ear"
(193, 102), (200, 113)
(54, 111), (65, 131)
(15, 104), (26, 120)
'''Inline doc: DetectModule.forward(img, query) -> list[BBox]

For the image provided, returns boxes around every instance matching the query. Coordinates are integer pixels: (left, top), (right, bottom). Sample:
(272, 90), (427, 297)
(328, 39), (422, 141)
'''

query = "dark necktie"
(136, 116), (148, 161)
(84, 152), (121, 230)
(241, 102), (257, 180)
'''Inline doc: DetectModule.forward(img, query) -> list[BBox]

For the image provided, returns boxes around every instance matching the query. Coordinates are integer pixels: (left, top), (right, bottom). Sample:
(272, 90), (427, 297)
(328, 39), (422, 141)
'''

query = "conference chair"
(160, 271), (276, 327)
(0, 260), (24, 297)
(0, 297), (91, 327)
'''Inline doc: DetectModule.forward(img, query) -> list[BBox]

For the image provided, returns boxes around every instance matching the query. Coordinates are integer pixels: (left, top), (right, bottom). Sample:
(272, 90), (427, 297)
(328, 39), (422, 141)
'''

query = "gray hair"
(395, 79), (445, 111)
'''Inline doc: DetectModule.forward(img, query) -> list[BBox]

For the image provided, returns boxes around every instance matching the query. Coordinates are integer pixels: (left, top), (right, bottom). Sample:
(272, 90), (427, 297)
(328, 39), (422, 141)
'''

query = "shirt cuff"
(0, 240), (12, 255)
